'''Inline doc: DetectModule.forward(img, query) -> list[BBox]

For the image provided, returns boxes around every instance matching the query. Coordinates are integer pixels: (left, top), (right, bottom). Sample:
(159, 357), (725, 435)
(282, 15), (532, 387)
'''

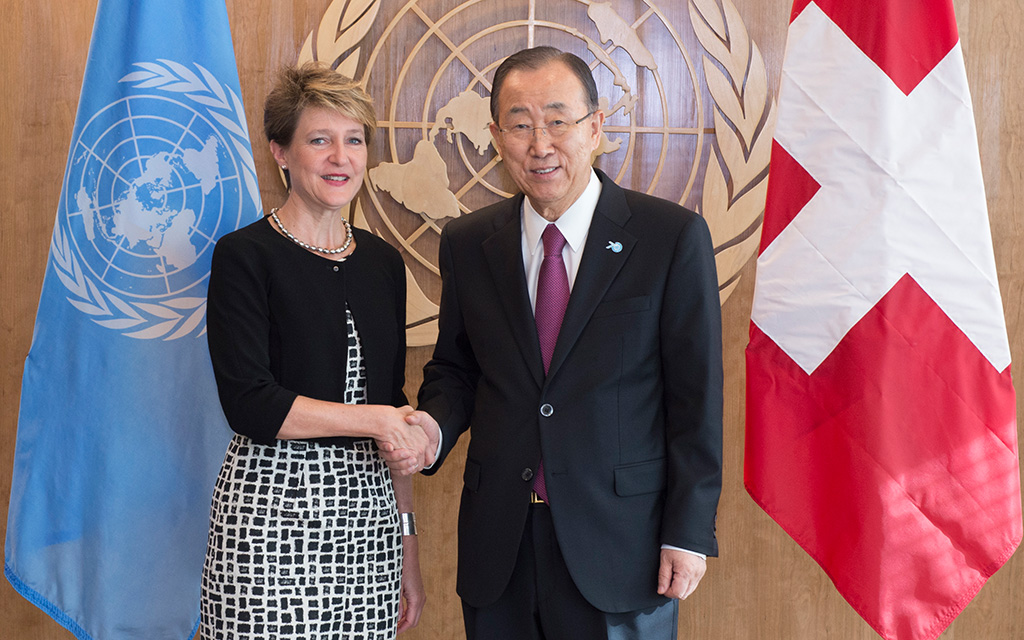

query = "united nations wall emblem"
(51, 61), (260, 340)
(299, 0), (774, 346)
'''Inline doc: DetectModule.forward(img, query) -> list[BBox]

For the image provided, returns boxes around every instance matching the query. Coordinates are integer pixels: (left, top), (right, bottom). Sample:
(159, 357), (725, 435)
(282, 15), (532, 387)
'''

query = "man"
(397, 46), (723, 639)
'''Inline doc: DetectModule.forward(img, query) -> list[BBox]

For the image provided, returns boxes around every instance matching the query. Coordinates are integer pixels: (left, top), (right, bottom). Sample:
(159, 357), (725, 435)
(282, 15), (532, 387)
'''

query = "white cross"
(751, 4), (1009, 374)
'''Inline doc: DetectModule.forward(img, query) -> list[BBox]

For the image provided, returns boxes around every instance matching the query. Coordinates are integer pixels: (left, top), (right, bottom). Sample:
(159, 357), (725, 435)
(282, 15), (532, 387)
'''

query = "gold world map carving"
(297, 0), (774, 347)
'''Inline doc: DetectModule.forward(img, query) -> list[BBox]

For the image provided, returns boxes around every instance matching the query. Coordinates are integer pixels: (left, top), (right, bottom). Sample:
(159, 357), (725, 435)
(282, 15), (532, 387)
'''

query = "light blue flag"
(4, 1), (261, 638)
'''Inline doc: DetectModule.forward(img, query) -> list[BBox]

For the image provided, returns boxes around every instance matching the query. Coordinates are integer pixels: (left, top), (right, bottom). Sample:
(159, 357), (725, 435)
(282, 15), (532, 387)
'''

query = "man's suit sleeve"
(659, 212), (724, 556)
(418, 225), (480, 474)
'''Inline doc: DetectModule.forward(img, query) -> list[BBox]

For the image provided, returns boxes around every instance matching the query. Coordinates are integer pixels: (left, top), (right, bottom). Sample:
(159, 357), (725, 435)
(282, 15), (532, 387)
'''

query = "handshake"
(374, 406), (441, 476)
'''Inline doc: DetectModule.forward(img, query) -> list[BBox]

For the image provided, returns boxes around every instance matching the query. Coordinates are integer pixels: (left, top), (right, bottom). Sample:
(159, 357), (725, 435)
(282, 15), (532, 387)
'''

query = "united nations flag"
(4, 1), (260, 638)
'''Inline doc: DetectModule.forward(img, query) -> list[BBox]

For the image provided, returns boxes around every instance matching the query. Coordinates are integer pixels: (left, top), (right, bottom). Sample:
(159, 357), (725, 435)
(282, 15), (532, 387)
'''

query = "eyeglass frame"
(495, 110), (597, 141)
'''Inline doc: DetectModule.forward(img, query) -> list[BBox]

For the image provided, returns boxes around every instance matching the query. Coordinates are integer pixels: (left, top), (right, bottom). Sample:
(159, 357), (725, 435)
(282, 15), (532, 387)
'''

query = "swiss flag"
(745, 2), (1022, 640)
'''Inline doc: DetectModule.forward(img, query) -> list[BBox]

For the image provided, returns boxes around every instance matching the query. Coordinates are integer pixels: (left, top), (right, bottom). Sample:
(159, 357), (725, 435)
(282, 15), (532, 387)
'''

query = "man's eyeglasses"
(497, 111), (595, 142)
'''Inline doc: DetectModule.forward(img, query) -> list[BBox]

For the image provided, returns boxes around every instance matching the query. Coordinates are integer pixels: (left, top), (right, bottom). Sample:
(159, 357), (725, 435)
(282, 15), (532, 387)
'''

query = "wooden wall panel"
(2, 1), (1021, 639)
(1, 2), (96, 637)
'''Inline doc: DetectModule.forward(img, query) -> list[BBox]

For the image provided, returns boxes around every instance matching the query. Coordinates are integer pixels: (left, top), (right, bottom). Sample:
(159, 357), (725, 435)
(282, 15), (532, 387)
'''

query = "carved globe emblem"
(301, 0), (773, 345)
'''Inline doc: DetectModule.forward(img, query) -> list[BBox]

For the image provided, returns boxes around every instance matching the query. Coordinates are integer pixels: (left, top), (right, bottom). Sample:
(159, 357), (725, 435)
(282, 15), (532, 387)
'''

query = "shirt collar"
(522, 169), (602, 256)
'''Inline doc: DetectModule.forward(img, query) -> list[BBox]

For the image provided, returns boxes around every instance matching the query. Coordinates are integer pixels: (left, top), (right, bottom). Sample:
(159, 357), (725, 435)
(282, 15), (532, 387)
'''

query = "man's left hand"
(656, 549), (706, 600)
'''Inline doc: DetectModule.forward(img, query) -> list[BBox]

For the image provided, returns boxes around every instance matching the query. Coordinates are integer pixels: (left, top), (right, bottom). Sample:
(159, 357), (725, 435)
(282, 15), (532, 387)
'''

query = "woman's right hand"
(275, 398), (436, 472)
(368, 405), (432, 468)
(374, 407), (440, 475)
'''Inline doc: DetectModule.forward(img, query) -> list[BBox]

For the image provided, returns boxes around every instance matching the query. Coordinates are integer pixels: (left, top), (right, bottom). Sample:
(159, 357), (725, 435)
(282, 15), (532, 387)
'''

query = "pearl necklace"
(270, 208), (353, 256)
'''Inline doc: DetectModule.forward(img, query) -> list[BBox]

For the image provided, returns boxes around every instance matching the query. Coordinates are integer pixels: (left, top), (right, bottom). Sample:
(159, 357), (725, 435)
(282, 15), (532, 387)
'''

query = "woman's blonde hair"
(263, 62), (377, 148)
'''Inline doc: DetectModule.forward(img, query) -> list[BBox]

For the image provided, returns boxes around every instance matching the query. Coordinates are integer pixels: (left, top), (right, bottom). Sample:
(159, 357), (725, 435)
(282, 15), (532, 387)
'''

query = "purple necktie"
(533, 224), (569, 502)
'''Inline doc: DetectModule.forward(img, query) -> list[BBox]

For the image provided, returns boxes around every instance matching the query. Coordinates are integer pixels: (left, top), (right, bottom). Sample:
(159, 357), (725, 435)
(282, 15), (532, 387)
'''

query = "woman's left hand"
(397, 533), (426, 633)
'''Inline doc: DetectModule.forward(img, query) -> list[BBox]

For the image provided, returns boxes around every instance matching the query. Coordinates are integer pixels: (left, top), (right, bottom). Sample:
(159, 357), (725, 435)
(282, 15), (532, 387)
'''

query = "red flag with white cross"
(745, 1), (1022, 639)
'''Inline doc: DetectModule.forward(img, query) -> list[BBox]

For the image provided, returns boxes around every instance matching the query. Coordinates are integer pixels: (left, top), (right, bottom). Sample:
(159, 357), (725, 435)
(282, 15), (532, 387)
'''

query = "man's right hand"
(379, 410), (440, 476)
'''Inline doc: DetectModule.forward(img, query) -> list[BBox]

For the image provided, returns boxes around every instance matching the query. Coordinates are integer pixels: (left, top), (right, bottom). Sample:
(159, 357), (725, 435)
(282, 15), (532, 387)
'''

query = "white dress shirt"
(521, 170), (601, 306)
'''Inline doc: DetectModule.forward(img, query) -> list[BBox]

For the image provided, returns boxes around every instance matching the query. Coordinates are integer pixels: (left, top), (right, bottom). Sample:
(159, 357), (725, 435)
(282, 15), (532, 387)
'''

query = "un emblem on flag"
(52, 61), (260, 340)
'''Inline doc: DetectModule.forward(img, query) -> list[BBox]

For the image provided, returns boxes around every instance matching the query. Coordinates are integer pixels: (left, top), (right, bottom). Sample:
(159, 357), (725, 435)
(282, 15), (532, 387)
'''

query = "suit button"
(540, 403), (554, 417)
(521, 468), (534, 481)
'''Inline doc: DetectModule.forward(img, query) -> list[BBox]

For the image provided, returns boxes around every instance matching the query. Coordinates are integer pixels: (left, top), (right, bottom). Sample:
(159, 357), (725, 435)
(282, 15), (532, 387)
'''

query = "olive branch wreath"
(50, 60), (261, 340)
(297, 0), (382, 76)
(690, 0), (775, 304)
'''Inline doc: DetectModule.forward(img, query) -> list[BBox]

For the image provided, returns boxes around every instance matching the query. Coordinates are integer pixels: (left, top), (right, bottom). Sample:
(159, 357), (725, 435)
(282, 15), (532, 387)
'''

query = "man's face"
(489, 61), (605, 221)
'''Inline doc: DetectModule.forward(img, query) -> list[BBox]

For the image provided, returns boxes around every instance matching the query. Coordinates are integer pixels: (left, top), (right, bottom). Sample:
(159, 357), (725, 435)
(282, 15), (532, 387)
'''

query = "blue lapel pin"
(605, 241), (623, 253)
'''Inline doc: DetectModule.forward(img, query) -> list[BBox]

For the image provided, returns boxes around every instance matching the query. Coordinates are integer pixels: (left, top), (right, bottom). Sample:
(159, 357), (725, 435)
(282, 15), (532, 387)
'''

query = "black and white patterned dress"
(200, 309), (402, 639)
(203, 218), (408, 639)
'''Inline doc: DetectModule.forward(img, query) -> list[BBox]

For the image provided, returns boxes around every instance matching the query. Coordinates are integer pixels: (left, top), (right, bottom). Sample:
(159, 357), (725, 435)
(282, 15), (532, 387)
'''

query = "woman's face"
(271, 107), (368, 214)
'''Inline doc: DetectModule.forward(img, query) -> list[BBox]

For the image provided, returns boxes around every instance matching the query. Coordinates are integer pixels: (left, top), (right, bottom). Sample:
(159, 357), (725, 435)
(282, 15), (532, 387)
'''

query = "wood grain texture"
(2, 1), (1021, 638)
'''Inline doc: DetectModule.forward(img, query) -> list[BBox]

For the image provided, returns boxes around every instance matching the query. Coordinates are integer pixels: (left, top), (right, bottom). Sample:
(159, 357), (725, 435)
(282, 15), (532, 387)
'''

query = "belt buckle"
(529, 491), (545, 504)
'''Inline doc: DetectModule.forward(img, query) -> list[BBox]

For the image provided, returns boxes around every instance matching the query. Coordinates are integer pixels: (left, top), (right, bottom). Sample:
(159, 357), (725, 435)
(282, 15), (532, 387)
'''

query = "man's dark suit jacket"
(419, 169), (723, 614)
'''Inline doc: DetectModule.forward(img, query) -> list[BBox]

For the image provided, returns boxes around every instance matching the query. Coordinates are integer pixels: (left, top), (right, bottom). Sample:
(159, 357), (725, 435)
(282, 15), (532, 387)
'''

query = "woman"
(201, 63), (431, 639)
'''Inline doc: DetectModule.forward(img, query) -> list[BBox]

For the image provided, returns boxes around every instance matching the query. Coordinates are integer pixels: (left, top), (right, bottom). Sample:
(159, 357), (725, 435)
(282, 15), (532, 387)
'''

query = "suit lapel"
(546, 175), (636, 380)
(481, 196), (545, 386)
